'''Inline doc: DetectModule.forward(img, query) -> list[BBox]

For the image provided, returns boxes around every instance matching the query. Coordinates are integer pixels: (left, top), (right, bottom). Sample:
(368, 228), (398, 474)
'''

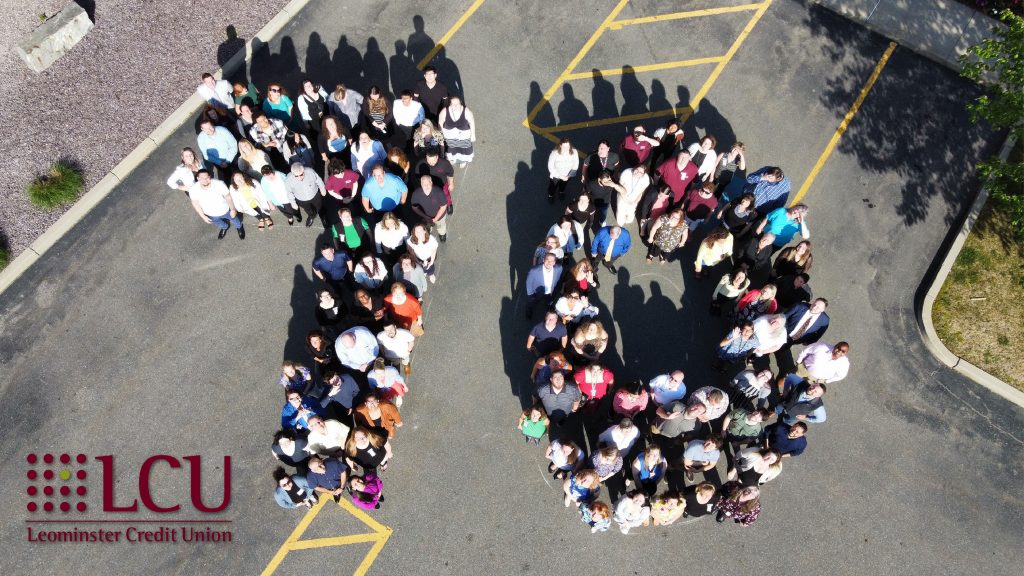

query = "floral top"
(279, 366), (312, 391)
(651, 214), (687, 252)
(579, 503), (611, 532)
(590, 452), (623, 478)
(716, 482), (761, 526)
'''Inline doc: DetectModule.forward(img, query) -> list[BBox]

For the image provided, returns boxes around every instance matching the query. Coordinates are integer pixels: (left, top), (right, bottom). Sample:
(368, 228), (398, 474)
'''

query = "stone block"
(16, 3), (94, 73)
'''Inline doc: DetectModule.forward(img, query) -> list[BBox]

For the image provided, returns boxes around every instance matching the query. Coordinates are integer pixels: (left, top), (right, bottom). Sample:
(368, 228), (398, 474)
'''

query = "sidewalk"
(813, 0), (1001, 70)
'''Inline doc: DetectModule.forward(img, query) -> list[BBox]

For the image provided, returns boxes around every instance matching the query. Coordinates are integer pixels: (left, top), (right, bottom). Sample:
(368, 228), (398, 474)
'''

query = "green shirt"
(331, 218), (369, 251)
(521, 418), (547, 439)
(726, 409), (763, 438)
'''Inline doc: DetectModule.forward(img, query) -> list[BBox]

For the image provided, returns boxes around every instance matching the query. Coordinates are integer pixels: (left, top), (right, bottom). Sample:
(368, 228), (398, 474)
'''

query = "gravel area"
(0, 0), (288, 257)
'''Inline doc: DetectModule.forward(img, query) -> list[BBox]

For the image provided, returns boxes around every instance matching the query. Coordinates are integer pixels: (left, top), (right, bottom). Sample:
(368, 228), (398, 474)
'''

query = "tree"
(960, 9), (1024, 235)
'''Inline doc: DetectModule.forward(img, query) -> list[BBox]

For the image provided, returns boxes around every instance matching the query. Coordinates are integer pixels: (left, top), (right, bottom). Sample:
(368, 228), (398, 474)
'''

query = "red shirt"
(384, 295), (422, 329)
(621, 135), (654, 167)
(574, 367), (613, 400)
(326, 169), (360, 200)
(657, 158), (698, 203)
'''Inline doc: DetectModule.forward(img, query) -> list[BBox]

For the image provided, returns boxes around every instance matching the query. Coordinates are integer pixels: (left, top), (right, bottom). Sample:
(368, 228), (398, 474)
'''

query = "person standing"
(361, 164), (409, 223)
(414, 66), (450, 122)
(615, 164), (650, 227)
(188, 170), (244, 240)
(439, 95), (476, 166)
(590, 225), (632, 274)
(335, 326), (380, 375)
(412, 148), (456, 215)
(410, 174), (449, 242)
(744, 166), (791, 214)
(196, 119), (238, 182)
(655, 150), (698, 205)
(524, 252), (563, 318)
(286, 162), (328, 228)
(393, 89), (426, 146)
(196, 72), (234, 112)
(311, 243), (352, 295)
(620, 126), (659, 169)
(580, 139), (620, 186)
(547, 139), (579, 203)
(797, 341), (850, 384)
(296, 79), (329, 139)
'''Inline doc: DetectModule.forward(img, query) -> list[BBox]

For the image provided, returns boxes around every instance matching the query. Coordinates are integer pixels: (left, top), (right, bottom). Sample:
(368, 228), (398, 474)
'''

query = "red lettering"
(184, 455), (231, 513)
(139, 455), (181, 513)
(97, 455), (138, 512)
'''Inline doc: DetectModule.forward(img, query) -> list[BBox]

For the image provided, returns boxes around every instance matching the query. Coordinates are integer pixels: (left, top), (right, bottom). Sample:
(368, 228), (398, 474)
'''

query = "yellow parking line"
(562, 57), (725, 81)
(686, 0), (773, 113)
(417, 0), (488, 69)
(607, 2), (768, 29)
(546, 107), (692, 133)
(354, 533), (392, 576)
(790, 41), (898, 206)
(288, 533), (383, 551)
(523, 0), (631, 128)
(260, 498), (328, 576)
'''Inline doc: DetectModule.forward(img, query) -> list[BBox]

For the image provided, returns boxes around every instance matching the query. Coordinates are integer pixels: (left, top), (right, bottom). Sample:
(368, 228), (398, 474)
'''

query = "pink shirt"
(612, 389), (649, 418)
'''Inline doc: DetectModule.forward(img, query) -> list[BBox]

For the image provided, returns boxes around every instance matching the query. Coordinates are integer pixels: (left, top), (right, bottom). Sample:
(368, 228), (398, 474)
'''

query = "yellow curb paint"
(790, 41), (898, 206)
(561, 56), (725, 81)
(287, 533), (383, 551)
(417, 0), (489, 69)
(607, 2), (768, 29)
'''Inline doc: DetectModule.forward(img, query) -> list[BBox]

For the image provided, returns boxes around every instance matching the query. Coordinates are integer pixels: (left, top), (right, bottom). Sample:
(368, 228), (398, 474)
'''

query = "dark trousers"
(296, 196), (327, 226)
(548, 178), (569, 199)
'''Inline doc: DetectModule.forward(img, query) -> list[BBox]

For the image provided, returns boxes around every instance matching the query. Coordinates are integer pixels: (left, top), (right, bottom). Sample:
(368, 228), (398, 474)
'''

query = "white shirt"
(598, 425), (640, 453)
(406, 236), (438, 263)
(687, 142), (719, 180)
(648, 373), (687, 406)
(393, 100), (425, 127)
(166, 165), (196, 190)
(797, 343), (850, 383)
(377, 329), (415, 361)
(197, 79), (234, 110)
(296, 88), (330, 121)
(618, 168), (651, 204)
(335, 327), (379, 369)
(368, 365), (406, 391)
(261, 173), (290, 206)
(375, 221), (410, 251)
(541, 266), (555, 294)
(547, 150), (579, 180)
(188, 180), (232, 216)
(305, 420), (351, 456)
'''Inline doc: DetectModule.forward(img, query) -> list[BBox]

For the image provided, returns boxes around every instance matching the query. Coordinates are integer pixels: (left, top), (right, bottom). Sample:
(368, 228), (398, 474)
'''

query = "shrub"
(0, 247), (8, 272)
(27, 162), (84, 209)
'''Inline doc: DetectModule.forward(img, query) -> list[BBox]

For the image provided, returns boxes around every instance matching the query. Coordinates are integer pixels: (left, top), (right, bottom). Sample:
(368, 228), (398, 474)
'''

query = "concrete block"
(148, 94), (203, 146)
(16, 3), (94, 73)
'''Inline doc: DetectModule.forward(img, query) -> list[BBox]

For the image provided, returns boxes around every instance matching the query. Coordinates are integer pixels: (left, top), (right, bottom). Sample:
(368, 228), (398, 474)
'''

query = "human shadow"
(305, 32), (334, 87)
(649, 79), (673, 117)
(431, 46), (464, 100)
(591, 70), (618, 120)
(690, 97), (738, 151)
(332, 35), (365, 92)
(620, 66), (649, 116)
(407, 15), (436, 67)
(218, 25), (247, 70)
(802, 3), (998, 227)
(558, 84), (590, 126)
(363, 37), (390, 96)
(390, 40), (423, 96)
(282, 264), (319, 365)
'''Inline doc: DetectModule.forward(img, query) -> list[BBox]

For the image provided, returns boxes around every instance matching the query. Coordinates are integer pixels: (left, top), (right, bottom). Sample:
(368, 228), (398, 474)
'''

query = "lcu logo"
(98, 455), (231, 513)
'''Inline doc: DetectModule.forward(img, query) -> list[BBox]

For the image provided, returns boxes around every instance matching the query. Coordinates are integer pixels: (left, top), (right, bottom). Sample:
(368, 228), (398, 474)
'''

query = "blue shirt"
(683, 440), (720, 464)
(764, 208), (801, 246)
(590, 227), (632, 259)
(648, 374), (687, 406)
(313, 253), (351, 282)
(719, 332), (759, 361)
(305, 458), (347, 491)
(196, 126), (238, 166)
(362, 173), (408, 212)
(745, 168), (791, 212)
(767, 423), (807, 457)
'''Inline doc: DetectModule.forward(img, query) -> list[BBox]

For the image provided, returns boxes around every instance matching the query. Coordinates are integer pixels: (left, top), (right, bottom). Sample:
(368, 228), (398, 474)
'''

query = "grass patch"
(0, 247), (7, 272)
(27, 161), (84, 209)
(933, 201), (1024, 391)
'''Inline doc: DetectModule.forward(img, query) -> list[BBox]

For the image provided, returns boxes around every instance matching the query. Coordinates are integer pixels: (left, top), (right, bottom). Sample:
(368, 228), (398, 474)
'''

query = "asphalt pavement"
(1, 1), (1021, 575)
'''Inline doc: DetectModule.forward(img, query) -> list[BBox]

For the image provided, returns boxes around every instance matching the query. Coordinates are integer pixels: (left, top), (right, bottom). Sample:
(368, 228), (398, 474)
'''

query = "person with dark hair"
(744, 166), (791, 213)
(281, 389), (323, 431)
(548, 138), (580, 203)
(711, 265), (750, 315)
(305, 329), (339, 377)
(316, 370), (361, 420)
(229, 171), (274, 230)
(297, 79), (329, 138)
(272, 429), (311, 474)
(197, 72), (234, 111)
(715, 483), (761, 526)
(764, 421), (809, 458)
(312, 243), (352, 294)
(777, 375), (828, 425)
(655, 149), (698, 204)
(354, 392), (403, 439)
(637, 184), (673, 239)
(393, 89), (425, 145)
(349, 473), (385, 510)
(439, 95), (475, 166)
(260, 165), (302, 225)
(249, 113), (291, 170)
(331, 208), (373, 255)
(188, 169), (245, 240)
(361, 85), (395, 143)
(797, 341), (850, 384)
(525, 252), (563, 319)
(319, 117), (352, 175)
(630, 444), (667, 498)
(351, 288), (390, 333)
(736, 232), (776, 276)
(650, 118), (685, 169)
(536, 371), (582, 425)
(414, 66), (449, 122)
(581, 139), (620, 187)
(377, 320), (416, 376)
(611, 379), (649, 420)
(620, 125), (659, 169)
(755, 204), (810, 251)
(717, 193), (759, 239)
(774, 272), (813, 311)
(305, 456), (348, 502)
(527, 310), (568, 357)
(412, 148), (456, 214)
(645, 208), (688, 263)
(584, 170), (622, 229)
(273, 467), (318, 509)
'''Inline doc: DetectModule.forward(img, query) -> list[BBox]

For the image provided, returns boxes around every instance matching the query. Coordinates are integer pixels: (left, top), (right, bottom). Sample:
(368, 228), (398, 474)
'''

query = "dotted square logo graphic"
(26, 453), (88, 513)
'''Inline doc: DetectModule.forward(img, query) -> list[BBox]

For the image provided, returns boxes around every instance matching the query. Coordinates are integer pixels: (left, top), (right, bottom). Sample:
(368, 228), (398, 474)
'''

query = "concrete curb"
(811, 0), (1001, 72)
(0, 0), (313, 299)
(919, 135), (1024, 408)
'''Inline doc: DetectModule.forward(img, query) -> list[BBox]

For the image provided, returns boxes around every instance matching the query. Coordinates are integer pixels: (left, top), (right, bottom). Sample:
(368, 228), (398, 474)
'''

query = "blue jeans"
(209, 211), (242, 230)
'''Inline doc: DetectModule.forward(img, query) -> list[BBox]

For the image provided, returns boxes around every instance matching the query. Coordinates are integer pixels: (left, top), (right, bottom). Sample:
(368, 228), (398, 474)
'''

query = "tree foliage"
(960, 9), (1024, 234)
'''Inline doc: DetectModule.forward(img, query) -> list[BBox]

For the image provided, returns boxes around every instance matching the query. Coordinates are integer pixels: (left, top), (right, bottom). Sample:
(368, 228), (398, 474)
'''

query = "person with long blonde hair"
(344, 426), (393, 473)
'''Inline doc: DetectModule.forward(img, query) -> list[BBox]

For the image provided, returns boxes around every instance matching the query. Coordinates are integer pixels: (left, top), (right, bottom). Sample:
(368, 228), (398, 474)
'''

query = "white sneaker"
(619, 525), (630, 534)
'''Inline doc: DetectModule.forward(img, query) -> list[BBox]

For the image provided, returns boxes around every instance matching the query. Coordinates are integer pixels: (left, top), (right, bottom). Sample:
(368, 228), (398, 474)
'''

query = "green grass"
(0, 247), (8, 272)
(27, 162), (84, 209)
(933, 202), (1024, 391)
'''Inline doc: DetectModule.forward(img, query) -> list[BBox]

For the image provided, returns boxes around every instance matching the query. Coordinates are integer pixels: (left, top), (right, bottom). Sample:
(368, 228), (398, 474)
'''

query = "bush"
(0, 247), (8, 272)
(27, 162), (84, 209)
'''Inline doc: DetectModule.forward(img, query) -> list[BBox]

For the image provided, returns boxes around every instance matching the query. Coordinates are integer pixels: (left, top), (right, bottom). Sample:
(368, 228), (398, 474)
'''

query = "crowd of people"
(522, 120), (851, 532)
(167, 65), (471, 511)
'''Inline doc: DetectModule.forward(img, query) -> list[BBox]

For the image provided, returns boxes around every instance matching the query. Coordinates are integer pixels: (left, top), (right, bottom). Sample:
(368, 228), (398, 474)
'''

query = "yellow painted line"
(523, 0), (631, 128)
(546, 107), (693, 133)
(686, 0), (773, 113)
(607, 2), (768, 29)
(336, 495), (392, 535)
(790, 41), (897, 206)
(287, 533), (383, 551)
(562, 56), (724, 81)
(417, 0), (488, 69)
(527, 122), (563, 145)
(354, 532), (392, 576)
(260, 497), (329, 576)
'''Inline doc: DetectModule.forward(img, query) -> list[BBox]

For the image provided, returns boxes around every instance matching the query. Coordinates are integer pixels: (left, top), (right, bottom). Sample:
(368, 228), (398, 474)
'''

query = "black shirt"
(413, 158), (454, 188)
(683, 485), (720, 518)
(410, 187), (447, 224)
(583, 151), (619, 182)
(585, 180), (615, 207)
(774, 275), (812, 310)
(415, 80), (450, 118)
